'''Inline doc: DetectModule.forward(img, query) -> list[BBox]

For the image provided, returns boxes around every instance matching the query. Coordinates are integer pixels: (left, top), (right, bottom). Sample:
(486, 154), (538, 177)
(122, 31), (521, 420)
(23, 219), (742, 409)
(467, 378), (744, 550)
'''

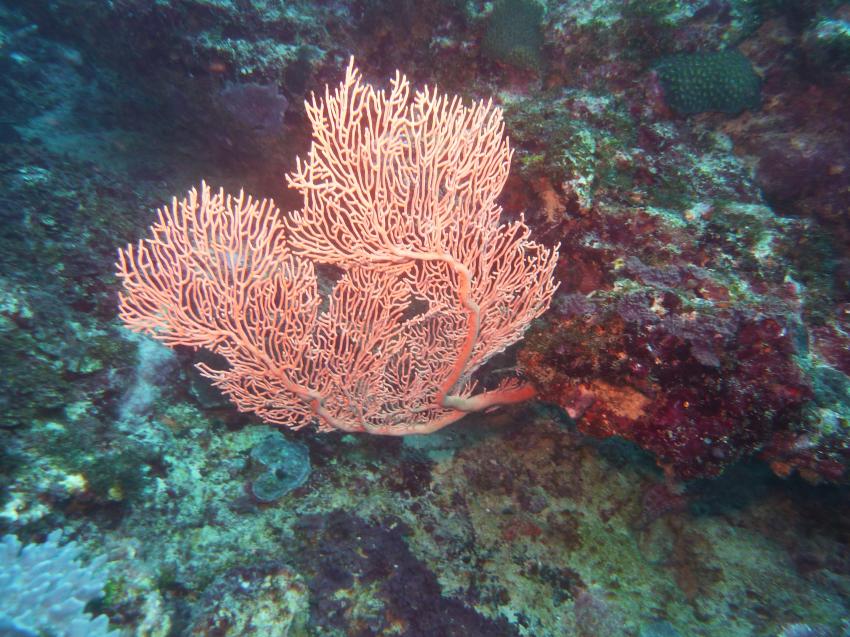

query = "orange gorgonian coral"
(116, 59), (559, 435)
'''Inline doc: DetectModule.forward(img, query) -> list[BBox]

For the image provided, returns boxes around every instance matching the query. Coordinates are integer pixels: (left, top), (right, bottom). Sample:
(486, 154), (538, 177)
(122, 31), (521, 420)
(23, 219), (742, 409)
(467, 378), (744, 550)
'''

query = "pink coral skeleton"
(116, 59), (558, 435)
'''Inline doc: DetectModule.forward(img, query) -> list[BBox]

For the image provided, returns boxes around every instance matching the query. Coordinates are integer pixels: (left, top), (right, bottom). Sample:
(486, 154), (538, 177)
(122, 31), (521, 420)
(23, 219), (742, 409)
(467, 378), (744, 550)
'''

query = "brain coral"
(482, 0), (545, 71)
(655, 50), (761, 115)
